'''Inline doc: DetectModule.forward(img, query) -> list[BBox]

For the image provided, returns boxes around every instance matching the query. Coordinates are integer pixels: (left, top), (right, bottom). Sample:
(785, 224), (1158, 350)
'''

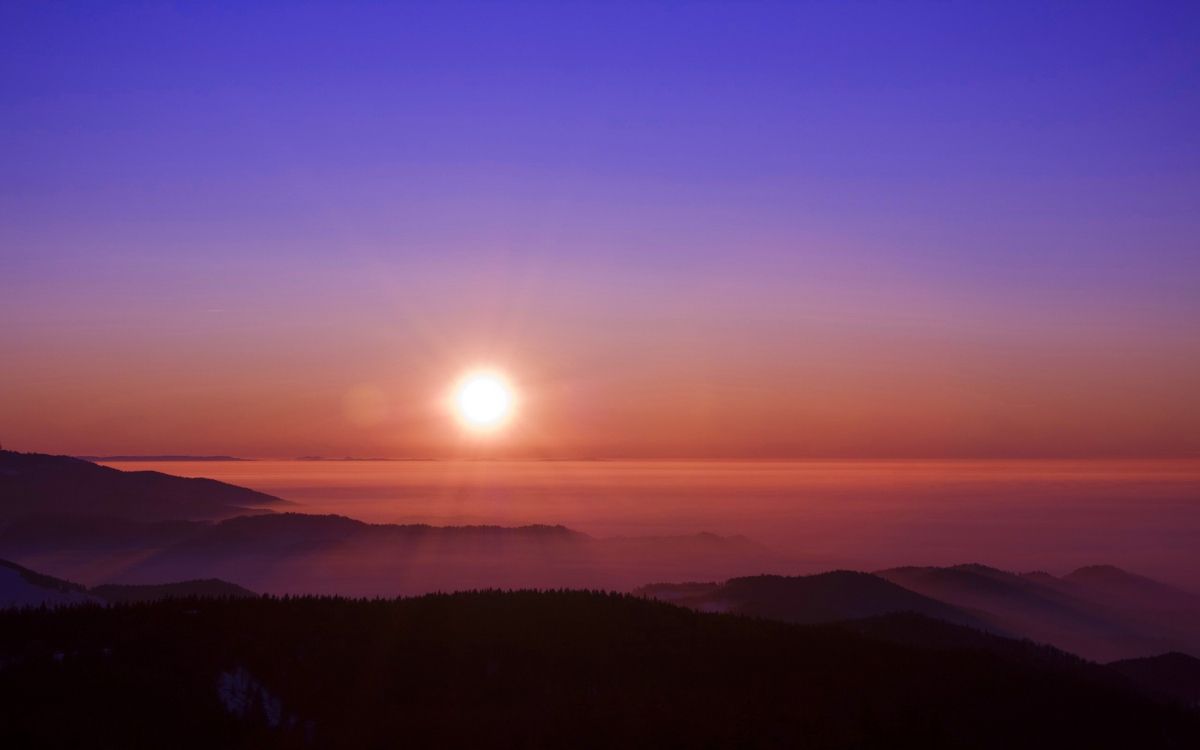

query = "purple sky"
(2, 2), (1198, 457)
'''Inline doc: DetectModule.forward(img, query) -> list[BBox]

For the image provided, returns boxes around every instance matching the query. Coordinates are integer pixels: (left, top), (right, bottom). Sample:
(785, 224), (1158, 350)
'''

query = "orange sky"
(3, 251), (1197, 458)
(4, 3), (1199, 458)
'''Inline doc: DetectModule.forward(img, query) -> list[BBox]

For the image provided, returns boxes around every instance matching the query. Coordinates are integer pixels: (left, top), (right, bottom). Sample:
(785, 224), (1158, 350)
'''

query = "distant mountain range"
(0, 451), (778, 594)
(0, 450), (289, 522)
(4, 449), (1200, 666)
(877, 563), (1200, 661)
(77, 455), (250, 462)
(0, 511), (779, 596)
(0, 557), (253, 608)
(639, 571), (989, 629)
(641, 564), (1200, 662)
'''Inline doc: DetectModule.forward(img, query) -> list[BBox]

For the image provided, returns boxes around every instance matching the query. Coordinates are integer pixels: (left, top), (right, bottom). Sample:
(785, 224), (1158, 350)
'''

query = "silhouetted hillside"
(878, 563), (1200, 661)
(638, 571), (987, 629)
(2, 558), (254, 607)
(0, 592), (1197, 748)
(0, 450), (289, 523)
(0, 558), (97, 608)
(1110, 653), (1200, 709)
(0, 558), (87, 596)
(1061, 565), (1200, 612)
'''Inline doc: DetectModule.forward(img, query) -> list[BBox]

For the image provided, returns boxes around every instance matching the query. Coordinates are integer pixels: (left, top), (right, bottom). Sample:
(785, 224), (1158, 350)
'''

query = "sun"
(453, 370), (515, 431)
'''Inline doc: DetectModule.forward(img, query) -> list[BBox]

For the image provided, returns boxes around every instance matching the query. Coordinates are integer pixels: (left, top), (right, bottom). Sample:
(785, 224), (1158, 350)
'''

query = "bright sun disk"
(454, 371), (514, 430)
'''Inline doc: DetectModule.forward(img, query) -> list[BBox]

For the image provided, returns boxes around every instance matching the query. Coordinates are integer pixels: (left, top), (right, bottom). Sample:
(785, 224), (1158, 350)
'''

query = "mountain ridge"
(638, 571), (991, 631)
(1, 557), (255, 608)
(0, 450), (290, 522)
(877, 563), (1200, 661)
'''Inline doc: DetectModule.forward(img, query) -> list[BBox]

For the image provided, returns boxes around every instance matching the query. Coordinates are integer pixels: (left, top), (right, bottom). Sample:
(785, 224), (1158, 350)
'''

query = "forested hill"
(1, 591), (1197, 749)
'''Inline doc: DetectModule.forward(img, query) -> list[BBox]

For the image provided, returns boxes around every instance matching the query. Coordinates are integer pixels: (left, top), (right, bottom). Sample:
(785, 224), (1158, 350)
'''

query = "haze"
(99, 458), (1200, 591)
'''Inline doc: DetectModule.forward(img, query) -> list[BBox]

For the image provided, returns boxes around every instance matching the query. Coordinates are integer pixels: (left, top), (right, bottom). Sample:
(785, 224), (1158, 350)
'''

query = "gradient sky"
(2, 1), (1198, 458)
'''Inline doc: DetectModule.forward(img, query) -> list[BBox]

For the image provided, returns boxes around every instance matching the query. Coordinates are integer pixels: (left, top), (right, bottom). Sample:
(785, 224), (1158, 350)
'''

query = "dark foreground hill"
(1, 592), (1198, 749)
(0, 450), (289, 522)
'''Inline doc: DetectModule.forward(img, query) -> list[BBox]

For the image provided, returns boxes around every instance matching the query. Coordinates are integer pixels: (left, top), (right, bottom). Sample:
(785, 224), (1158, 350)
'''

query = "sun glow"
(453, 370), (515, 431)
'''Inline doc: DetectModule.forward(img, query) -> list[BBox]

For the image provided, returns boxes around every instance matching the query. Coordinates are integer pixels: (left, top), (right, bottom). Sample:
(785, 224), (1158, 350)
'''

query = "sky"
(2, 1), (1198, 458)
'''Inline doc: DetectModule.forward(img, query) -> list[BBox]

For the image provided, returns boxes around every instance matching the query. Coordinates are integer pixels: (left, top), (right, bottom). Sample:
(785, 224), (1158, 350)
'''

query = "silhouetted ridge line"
(0, 450), (290, 522)
(878, 563), (1200, 661)
(639, 570), (989, 630)
(78, 455), (250, 462)
(2, 557), (255, 607)
(0, 558), (88, 596)
(1109, 652), (1200, 708)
